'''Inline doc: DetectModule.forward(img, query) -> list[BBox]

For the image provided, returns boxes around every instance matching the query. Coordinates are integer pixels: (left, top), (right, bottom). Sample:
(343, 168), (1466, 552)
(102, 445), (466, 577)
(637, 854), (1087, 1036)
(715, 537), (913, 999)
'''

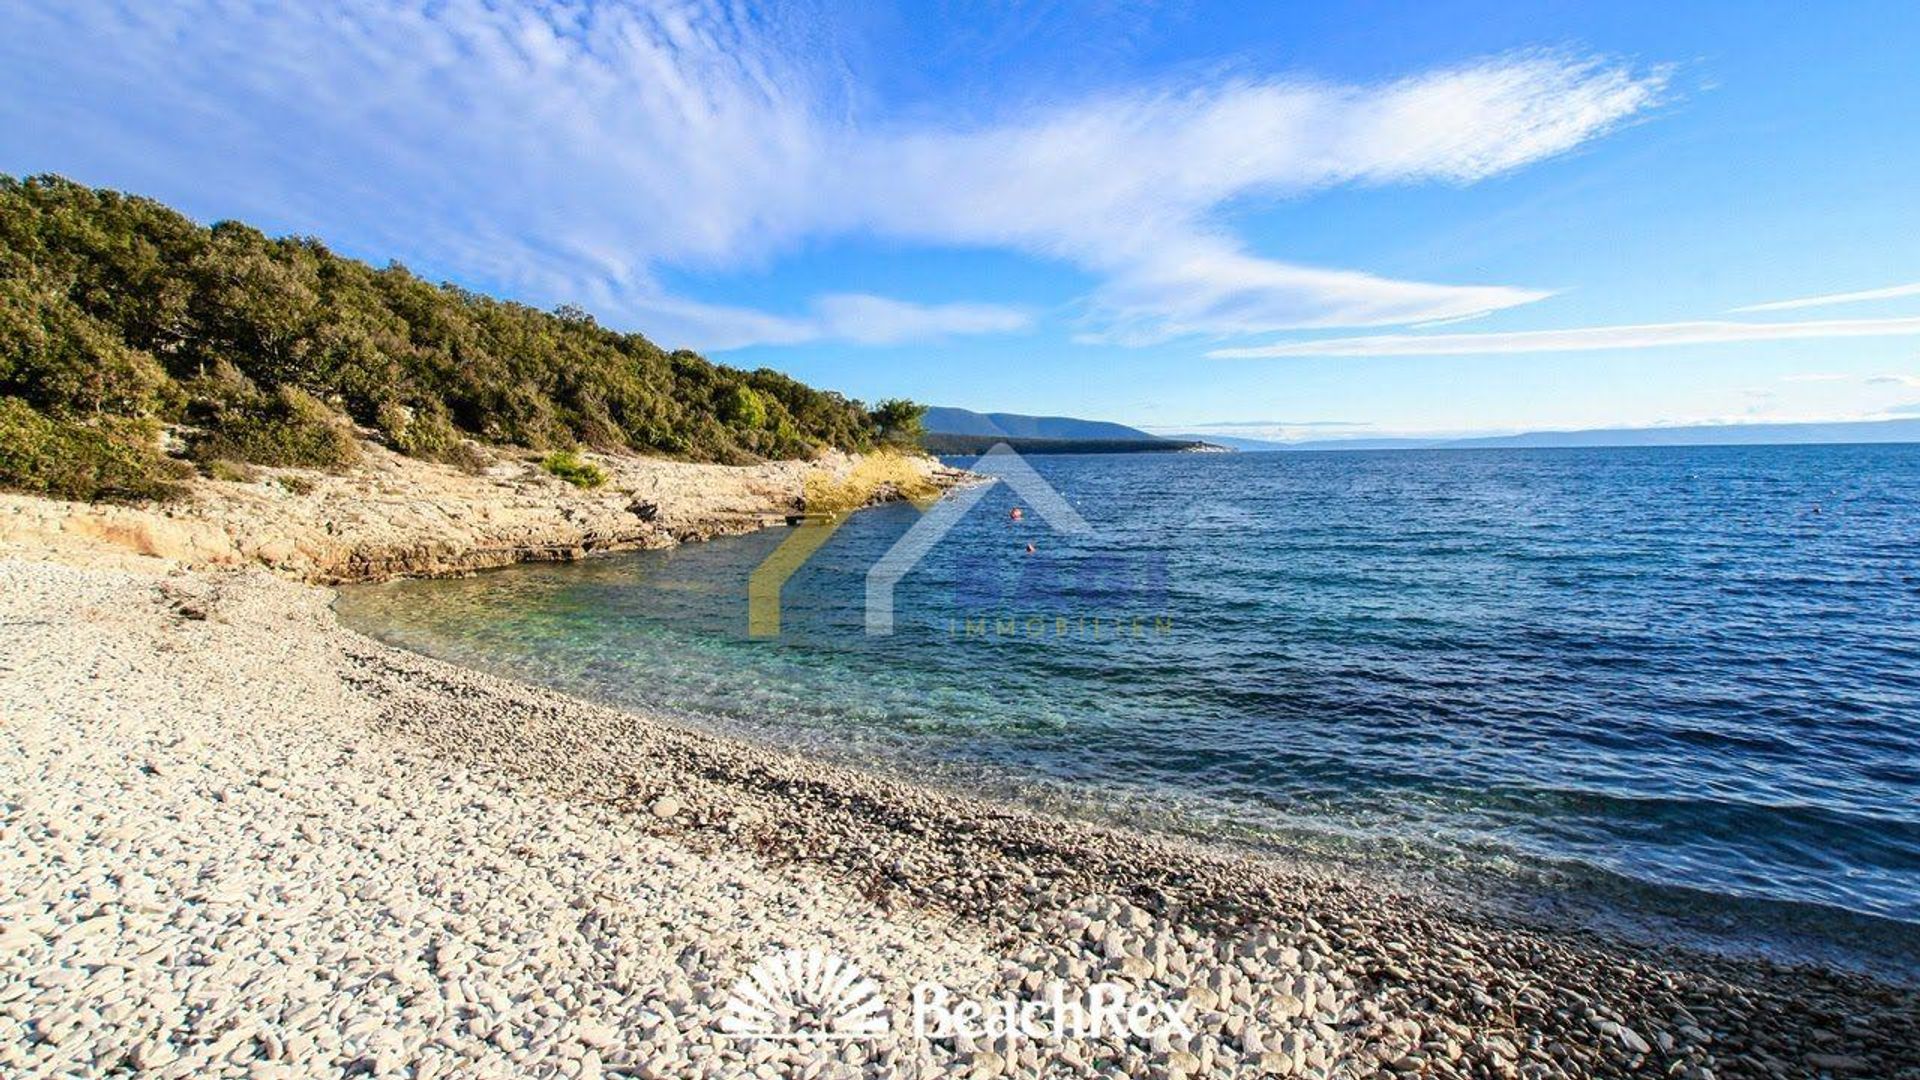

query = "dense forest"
(0, 174), (925, 501)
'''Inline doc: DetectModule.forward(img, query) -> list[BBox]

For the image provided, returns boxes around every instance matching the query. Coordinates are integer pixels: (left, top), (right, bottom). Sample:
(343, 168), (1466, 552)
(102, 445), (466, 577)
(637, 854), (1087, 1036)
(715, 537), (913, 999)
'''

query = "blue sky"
(5, 1), (1918, 440)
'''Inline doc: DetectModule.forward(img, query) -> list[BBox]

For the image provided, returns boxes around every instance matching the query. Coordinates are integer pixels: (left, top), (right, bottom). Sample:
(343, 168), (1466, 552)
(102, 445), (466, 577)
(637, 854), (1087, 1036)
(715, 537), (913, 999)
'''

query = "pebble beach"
(4, 556), (1917, 1079)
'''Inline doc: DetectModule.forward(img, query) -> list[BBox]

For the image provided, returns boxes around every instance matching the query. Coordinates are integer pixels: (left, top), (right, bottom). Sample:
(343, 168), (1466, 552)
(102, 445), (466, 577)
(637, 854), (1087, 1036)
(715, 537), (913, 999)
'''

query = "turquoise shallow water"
(337, 445), (1920, 970)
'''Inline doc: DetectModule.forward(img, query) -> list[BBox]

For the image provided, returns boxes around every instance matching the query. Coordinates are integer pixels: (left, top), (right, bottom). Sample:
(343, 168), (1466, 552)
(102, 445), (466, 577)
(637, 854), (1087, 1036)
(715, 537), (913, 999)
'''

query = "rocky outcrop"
(0, 441), (964, 583)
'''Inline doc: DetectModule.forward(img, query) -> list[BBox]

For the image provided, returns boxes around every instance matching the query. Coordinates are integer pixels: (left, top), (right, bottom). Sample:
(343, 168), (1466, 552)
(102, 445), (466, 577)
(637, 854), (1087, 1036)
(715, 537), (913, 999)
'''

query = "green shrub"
(375, 398), (472, 464)
(540, 449), (605, 489)
(373, 400), (413, 446)
(204, 458), (257, 483)
(437, 439), (489, 475)
(188, 384), (359, 470)
(0, 397), (187, 502)
(720, 384), (768, 430)
(0, 174), (909, 465)
(0, 281), (176, 425)
(276, 474), (315, 495)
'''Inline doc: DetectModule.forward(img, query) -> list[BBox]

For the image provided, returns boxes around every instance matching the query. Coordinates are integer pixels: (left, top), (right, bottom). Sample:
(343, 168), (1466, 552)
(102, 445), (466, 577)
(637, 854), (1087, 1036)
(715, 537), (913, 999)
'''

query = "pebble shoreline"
(3, 559), (1916, 1079)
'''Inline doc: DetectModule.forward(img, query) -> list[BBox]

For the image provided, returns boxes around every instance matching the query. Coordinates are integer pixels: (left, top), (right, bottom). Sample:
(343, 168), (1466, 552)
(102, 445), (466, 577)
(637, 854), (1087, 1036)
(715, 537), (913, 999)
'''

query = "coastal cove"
(5, 442), (1918, 1079)
(336, 445), (1920, 977)
(11, 8), (1920, 1074)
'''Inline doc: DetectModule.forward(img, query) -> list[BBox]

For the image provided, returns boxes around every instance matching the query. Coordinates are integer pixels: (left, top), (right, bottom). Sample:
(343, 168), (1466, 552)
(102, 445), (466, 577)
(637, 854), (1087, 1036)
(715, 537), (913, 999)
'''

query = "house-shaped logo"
(864, 443), (1090, 634)
(748, 443), (1091, 637)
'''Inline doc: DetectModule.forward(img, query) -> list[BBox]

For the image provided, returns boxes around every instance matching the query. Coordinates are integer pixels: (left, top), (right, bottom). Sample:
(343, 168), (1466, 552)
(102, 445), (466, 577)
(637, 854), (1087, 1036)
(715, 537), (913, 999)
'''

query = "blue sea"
(336, 445), (1920, 972)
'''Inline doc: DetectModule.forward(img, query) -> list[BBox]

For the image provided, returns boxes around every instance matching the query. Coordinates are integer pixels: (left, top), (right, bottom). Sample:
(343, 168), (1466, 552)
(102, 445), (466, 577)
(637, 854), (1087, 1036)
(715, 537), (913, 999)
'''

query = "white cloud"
(1868, 373), (1920, 388)
(1734, 281), (1920, 313)
(2, 0), (833, 321)
(809, 295), (1033, 346)
(626, 293), (1032, 351)
(0, 2), (1666, 349)
(854, 53), (1664, 342)
(1069, 250), (1549, 345)
(1410, 310), (1499, 329)
(1210, 315), (1920, 358)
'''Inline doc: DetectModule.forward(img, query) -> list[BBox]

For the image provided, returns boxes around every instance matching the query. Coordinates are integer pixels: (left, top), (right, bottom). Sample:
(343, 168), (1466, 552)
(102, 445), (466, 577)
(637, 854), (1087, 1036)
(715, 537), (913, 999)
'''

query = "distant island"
(936, 413), (1920, 454)
(1164, 417), (1920, 452)
(921, 407), (1165, 442)
(922, 433), (1219, 455)
(922, 407), (1223, 454)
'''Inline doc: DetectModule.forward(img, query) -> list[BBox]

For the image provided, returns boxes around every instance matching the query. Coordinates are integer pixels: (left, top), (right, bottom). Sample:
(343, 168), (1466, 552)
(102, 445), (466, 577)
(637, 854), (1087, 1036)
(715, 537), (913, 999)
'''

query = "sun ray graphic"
(718, 948), (891, 1041)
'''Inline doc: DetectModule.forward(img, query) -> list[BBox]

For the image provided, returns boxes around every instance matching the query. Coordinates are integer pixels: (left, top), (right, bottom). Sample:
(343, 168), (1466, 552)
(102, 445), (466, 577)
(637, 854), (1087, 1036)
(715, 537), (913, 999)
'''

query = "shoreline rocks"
(0, 441), (966, 585)
(3, 559), (1917, 1078)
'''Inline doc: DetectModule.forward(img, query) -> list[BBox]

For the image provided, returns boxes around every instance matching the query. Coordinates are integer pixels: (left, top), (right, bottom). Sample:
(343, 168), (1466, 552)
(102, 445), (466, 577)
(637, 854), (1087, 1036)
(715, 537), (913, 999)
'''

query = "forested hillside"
(0, 175), (918, 501)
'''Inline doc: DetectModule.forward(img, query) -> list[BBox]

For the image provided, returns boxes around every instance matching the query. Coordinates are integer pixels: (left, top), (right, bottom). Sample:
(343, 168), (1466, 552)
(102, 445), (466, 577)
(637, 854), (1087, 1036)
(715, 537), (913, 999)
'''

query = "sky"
(4, 0), (1919, 441)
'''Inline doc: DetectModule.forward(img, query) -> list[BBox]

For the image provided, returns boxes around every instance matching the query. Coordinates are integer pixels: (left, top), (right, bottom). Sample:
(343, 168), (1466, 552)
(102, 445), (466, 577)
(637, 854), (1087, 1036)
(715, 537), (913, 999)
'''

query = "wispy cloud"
(624, 293), (1032, 351)
(1410, 310), (1499, 330)
(0, 2), (1666, 350)
(809, 295), (1034, 346)
(860, 53), (1666, 342)
(1733, 281), (1920, 313)
(1209, 315), (1920, 358)
(1867, 373), (1920, 387)
(1179, 419), (1368, 429)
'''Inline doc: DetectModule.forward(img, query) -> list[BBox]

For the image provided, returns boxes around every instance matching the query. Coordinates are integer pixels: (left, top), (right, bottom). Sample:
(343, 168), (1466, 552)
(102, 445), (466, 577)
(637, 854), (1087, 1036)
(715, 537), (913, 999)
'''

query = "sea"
(335, 444), (1920, 977)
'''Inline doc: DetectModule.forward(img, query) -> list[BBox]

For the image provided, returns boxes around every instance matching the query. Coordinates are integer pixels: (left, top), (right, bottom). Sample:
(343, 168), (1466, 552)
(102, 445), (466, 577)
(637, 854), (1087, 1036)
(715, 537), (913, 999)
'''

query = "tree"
(720, 384), (768, 429)
(869, 398), (927, 447)
(0, 172), (893, 502)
